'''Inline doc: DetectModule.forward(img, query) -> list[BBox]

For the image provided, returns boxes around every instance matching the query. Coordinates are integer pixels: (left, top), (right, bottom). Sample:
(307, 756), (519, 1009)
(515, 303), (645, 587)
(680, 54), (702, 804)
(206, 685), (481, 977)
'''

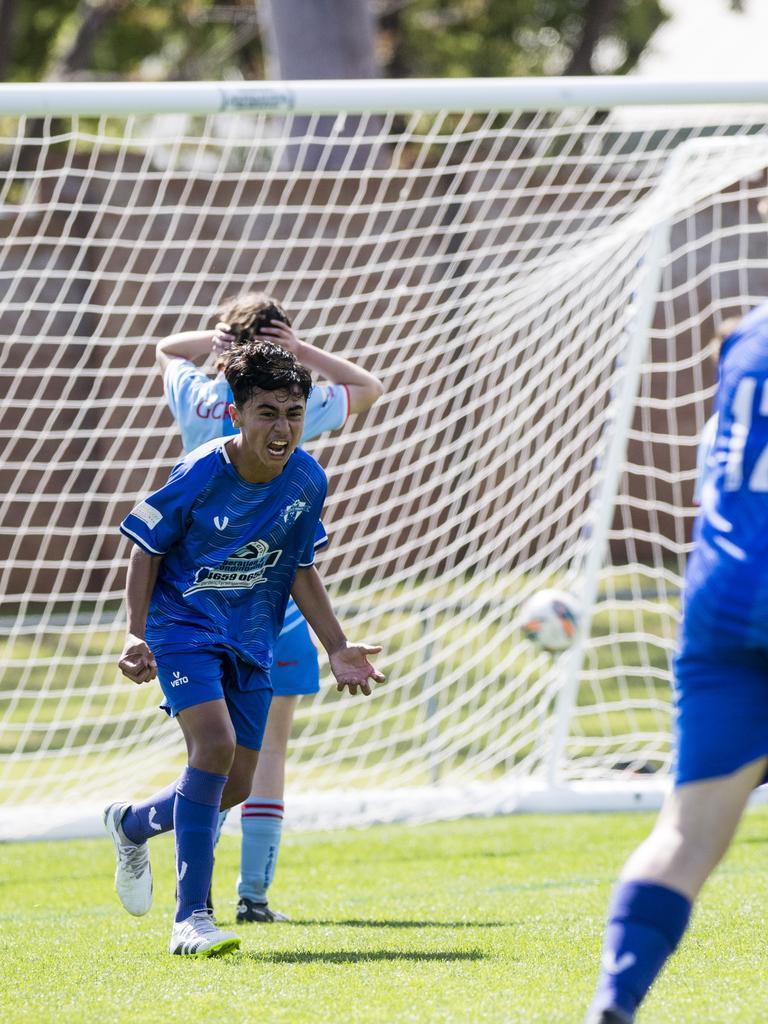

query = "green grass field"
(3, 807), (767, 1024)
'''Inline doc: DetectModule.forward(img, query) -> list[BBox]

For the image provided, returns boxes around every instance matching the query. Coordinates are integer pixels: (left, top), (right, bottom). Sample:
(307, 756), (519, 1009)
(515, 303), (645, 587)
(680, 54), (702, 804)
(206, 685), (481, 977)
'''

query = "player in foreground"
(692, 316), (740, 506)
(156, 292), (384, 922)
(105, 341), (384, 957)
(584, 300), (768, 1022)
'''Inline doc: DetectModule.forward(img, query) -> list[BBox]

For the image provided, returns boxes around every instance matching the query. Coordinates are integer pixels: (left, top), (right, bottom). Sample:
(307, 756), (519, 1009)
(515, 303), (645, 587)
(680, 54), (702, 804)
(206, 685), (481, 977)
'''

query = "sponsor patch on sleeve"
(131, 500), (163, 529)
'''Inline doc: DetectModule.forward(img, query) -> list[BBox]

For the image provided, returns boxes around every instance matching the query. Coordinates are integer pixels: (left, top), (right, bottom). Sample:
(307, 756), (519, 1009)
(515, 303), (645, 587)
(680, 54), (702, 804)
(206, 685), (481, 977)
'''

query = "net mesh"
(2, 98), (768, 837)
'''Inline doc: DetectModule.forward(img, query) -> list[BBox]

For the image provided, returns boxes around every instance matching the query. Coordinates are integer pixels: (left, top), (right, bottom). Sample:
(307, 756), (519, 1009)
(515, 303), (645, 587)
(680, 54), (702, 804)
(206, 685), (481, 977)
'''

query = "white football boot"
(103, 802), (153, 916)
(169, 910), (241, 957)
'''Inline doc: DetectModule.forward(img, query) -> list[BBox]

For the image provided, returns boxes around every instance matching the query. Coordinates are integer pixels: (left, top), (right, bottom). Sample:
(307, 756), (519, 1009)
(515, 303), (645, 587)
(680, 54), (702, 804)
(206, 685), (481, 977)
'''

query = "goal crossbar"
(2, 76), (768, 117)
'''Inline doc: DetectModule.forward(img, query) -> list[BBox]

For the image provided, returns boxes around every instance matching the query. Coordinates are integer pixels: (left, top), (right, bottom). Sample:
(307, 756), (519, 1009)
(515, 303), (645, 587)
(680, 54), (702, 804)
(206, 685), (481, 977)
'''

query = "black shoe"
(235, 897), (289, 923)
(583, 1009), (634, 1024)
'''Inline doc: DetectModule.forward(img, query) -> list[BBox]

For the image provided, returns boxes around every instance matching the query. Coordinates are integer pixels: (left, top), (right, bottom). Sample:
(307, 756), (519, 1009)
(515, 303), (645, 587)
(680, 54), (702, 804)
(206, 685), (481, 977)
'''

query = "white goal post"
(2, 77), (768, 839)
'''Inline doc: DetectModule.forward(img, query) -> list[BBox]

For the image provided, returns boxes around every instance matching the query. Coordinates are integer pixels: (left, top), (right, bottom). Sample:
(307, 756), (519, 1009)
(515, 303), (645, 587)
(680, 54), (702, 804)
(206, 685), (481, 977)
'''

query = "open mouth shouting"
(267, 438), (290, 459)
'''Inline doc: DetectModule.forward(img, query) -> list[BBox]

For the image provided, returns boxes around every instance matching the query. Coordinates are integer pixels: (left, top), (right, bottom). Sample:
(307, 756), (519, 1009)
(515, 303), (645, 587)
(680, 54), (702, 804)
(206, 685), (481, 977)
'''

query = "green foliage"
(4, 0), (667, 84)
(5, 0), (76, 81)
(3, 810), (768, 1022)
(3, 0), (265, 83)
(391, 0), (668, 78)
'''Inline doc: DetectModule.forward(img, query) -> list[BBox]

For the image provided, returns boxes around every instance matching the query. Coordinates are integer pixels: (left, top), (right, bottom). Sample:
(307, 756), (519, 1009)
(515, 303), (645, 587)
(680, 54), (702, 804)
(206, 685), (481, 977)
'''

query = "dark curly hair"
(224, 341), (312, 408)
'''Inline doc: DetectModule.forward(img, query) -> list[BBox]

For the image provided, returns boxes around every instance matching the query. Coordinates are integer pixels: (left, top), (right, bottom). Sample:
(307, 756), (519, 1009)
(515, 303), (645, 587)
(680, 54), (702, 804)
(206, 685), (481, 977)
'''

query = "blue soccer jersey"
(683, 302), (768, 648)
(120, 439), (328, 669)
(164, 360), (349, 453)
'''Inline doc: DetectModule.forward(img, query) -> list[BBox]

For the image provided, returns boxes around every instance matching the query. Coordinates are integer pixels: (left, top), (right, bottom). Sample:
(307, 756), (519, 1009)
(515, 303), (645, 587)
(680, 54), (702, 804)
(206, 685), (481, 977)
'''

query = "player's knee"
(189, 731), (237, 774)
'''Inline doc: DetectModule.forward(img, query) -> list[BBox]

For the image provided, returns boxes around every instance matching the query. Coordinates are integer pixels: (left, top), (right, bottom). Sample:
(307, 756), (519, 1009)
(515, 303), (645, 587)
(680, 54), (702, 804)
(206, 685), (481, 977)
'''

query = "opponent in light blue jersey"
(154, 292), (384, 924)
(584, 301), (768, 1024)
(104, 341), (384, 958)
(164, 359), (349, 454)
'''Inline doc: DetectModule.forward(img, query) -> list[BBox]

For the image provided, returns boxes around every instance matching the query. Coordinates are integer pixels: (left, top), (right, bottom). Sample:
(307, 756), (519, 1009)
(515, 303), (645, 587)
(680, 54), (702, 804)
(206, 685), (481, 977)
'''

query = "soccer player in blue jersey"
(104, 340), (384, 957)
(584, 300), (768, 1023)
(692, 317), (739, 505)
(154, 292), (384, 922)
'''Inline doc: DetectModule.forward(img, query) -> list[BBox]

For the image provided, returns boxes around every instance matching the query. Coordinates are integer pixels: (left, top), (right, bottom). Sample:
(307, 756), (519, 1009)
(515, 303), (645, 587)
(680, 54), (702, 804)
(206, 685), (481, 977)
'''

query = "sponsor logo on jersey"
(214, 515), (230, 531)
(148, 806), (162, 831)
(281, 499), (307, 525)
(183, 538), (283, 595)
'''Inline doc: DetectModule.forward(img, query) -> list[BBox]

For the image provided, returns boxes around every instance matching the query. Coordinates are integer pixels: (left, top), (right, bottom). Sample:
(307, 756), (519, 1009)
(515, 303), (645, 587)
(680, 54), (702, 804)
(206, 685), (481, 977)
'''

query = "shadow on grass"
(238, 949), (487, 964)
(285, 919), (511, 928)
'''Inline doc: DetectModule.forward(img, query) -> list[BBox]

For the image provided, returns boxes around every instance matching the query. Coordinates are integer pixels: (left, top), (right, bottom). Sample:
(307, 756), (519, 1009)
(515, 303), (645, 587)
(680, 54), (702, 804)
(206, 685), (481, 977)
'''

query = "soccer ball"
(520, 588), (580, 652)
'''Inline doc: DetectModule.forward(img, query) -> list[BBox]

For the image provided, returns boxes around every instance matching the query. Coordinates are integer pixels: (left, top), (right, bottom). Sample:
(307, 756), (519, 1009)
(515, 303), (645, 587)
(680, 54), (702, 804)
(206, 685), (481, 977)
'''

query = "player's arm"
(257, 320), (384, 414)
(119, 546), (163, 685)
(155, 324), (235, 371)
(290, 565), (384, 695)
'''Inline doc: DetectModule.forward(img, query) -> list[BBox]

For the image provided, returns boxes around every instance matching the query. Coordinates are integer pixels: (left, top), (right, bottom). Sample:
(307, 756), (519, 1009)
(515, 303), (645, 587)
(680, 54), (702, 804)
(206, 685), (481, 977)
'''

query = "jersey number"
(724, 376), (768, 492)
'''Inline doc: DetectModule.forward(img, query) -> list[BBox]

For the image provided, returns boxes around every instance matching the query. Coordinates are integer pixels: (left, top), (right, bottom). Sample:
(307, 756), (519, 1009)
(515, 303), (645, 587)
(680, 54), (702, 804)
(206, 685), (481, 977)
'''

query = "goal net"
(2, 79), (768, 839)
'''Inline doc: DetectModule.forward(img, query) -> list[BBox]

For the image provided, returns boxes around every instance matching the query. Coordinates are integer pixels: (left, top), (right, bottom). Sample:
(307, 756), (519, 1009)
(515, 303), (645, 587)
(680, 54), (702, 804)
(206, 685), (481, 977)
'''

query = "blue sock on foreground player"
(121, 779), (178, 841)
(587, 881), (691, 1021)
(111, 766), (228, 922)
(173, 767), (228, 922)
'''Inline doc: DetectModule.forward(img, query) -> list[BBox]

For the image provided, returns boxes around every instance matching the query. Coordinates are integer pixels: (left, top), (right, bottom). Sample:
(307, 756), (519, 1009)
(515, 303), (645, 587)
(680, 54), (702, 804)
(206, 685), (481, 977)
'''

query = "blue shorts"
(272, 616), (320, 696)
(156, 647), (272, 751)
(674, 637), (768, 785)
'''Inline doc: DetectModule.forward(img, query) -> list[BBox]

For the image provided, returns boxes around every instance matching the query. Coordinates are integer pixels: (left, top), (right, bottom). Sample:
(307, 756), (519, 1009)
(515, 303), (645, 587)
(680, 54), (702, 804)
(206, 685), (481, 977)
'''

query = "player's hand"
(212, 321), (237, 355)
(329, 642), (385, 696)
(119, 634), (158, 685)
(256, 319), (303, 356)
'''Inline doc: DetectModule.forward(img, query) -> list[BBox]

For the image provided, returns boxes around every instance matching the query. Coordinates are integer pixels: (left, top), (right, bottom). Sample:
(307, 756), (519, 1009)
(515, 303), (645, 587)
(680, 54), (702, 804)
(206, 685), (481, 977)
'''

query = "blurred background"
(3, 0), (768, 837)
(2, 0), (766, 88)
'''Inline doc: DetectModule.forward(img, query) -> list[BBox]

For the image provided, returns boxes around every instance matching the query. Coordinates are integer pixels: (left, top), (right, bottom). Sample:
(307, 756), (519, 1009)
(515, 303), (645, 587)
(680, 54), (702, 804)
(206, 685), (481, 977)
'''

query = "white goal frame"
(3, 77), (768, 839)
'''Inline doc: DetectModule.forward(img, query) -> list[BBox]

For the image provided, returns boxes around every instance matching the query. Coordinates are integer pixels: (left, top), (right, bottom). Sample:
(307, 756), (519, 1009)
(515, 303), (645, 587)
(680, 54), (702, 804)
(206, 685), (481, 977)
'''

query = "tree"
(12, 0), (750, 87)
(258, 0), (380, 80)
(380, 0), (668, 79)
(257, 0), (382, 171)
(0, 0), (265, 84)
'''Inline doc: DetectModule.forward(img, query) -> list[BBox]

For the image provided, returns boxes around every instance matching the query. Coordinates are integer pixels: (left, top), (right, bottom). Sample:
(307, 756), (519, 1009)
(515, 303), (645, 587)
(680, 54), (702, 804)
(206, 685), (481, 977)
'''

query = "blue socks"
(591, 880), (691, 1018)
(173, 766), (228, 923)
(120, 779), (179, 844)
(238, 798), (284, 903)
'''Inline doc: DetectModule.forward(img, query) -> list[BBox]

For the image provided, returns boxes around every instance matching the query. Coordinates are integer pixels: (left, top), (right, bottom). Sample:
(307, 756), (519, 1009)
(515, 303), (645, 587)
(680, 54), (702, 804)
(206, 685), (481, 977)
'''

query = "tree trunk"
(49, 0), (131, 80)
(258, 0), (383, 171)
(0, 0), (18, 80)
(564, 0), (622, 76)
(258, 0), (379, 80)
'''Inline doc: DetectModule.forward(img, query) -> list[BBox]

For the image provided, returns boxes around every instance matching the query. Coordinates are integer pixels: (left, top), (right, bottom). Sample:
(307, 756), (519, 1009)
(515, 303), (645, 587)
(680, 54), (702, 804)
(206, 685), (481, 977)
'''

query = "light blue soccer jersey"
(164, 360), (349, 453)
(120, 440), (328, 669)
(683, 301), (768, 647)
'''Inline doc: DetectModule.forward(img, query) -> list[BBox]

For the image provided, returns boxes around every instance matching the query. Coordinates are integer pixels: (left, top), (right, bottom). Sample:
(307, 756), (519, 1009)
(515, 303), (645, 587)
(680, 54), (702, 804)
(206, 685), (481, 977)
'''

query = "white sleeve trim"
(120, 524), (166, 556)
